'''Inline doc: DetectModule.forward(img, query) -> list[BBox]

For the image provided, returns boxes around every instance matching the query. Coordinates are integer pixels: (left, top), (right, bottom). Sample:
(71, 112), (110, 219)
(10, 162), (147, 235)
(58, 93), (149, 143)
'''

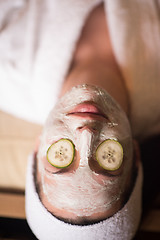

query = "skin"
(36, 3), (135, 223)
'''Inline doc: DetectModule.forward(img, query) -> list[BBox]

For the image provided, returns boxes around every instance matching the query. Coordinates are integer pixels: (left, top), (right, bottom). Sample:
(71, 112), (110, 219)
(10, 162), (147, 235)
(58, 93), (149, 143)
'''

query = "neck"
(59, 3), (129, 116)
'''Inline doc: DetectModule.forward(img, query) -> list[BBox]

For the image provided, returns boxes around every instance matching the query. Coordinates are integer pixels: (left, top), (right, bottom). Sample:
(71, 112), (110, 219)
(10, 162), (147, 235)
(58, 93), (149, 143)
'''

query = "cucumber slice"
(96, 139), (123, 171)
(47, 139), (75, 168)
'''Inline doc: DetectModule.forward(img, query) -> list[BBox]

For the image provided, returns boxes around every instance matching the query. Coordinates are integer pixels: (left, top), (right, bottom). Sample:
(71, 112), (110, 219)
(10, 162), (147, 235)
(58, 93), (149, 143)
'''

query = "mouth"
(67, 103), (108, 121)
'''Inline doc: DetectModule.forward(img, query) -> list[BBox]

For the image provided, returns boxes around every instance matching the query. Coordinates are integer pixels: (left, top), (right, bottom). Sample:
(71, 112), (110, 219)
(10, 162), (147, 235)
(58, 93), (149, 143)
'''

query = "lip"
(67, 103), (108, 121)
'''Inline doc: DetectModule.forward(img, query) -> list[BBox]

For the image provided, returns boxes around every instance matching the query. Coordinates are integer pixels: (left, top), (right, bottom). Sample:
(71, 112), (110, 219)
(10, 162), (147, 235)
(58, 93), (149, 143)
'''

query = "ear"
(133, 139), (141, 167)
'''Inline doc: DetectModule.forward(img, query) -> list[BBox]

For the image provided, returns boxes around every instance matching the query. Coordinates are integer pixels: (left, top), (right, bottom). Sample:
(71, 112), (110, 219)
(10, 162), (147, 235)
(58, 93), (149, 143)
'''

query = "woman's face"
(37, 85), (133, 221)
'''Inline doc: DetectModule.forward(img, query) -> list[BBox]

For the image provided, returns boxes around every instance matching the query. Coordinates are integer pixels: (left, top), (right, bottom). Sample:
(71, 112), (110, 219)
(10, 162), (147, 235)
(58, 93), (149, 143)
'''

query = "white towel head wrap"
(25, 154), (143, 240)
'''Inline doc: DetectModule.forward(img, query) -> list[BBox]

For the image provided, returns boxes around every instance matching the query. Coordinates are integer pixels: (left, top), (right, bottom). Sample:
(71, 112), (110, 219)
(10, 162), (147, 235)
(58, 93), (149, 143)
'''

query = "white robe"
(0, 0), (160, 139)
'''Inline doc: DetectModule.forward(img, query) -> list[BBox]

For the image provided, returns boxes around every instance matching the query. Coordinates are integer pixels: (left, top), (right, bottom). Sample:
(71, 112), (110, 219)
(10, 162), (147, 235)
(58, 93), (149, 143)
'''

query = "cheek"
(41, 172), (60, 202)
(48, 112), (76, 135)
(97, 123), (119, 142)
(43, 175), (57, 190)
(42, 156), (62, 174)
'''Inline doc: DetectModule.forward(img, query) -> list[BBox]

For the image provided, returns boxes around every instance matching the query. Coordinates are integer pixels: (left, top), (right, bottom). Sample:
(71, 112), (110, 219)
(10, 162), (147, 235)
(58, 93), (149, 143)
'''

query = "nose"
(76, 125), (97, 134)
(76, 128), (94, 168)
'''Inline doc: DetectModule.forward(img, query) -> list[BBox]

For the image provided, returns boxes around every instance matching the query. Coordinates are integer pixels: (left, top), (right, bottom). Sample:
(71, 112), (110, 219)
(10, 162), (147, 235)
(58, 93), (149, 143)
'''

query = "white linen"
(0, 0), (102, 124)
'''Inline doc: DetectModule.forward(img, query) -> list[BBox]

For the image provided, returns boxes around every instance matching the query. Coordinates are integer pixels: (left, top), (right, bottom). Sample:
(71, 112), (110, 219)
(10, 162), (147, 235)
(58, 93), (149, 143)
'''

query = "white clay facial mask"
(37, 85), (133, 217)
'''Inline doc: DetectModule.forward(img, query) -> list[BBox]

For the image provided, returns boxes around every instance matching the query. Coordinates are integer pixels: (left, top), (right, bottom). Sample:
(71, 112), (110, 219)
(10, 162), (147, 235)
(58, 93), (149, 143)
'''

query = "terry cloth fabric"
(25, 153), (143, 240)
(0, 0), (160, 139)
